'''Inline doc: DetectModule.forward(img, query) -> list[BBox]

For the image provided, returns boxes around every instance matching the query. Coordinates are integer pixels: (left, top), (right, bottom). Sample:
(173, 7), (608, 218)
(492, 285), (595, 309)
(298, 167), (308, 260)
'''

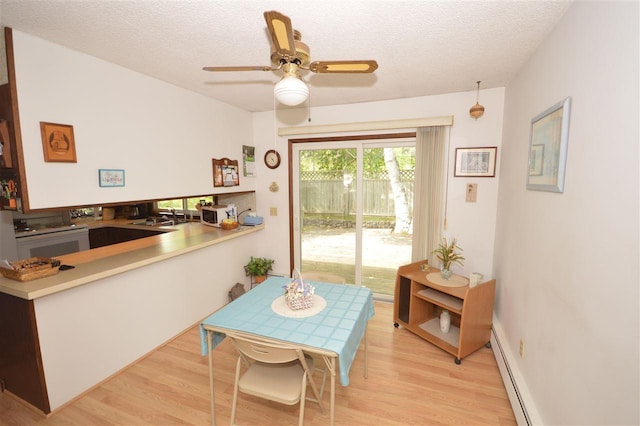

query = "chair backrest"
(226, 331), (304, 364)
(303, 271), (346, 284)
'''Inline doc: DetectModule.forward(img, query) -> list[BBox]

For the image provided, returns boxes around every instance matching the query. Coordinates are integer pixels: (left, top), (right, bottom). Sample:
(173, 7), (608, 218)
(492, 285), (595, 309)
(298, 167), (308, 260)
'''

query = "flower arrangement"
(283, 274), (315, 310)
(432, 237), (465, 279)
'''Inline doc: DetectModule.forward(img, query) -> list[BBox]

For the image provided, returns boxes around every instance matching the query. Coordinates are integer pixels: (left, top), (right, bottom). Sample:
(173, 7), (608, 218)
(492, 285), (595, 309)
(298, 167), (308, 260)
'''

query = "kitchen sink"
(130, 220), (172, 227)
(130, 218), (190, 227)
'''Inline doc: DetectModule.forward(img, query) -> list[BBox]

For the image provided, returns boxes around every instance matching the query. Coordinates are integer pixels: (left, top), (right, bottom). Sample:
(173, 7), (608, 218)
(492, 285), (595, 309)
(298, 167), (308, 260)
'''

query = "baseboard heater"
(491, 327), (532, 426)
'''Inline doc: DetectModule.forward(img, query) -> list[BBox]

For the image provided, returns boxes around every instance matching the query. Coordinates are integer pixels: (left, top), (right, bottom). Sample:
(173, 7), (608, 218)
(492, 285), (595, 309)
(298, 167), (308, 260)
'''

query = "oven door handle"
(15, 227), (89, 241)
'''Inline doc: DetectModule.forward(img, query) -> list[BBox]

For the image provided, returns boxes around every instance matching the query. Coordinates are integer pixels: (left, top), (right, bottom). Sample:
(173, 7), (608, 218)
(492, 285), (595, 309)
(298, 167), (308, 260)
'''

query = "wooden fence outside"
(299, 170), (414, 216)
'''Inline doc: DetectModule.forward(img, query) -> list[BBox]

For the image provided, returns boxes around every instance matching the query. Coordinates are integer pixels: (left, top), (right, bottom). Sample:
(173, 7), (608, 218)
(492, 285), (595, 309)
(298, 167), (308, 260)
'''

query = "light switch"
(270, 207), (278, 216)
(466, 184), (477, 203)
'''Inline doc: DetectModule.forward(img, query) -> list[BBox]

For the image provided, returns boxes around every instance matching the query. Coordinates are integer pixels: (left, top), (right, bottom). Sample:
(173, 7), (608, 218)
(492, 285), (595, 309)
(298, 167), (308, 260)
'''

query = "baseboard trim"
(491, 319), (541, 425)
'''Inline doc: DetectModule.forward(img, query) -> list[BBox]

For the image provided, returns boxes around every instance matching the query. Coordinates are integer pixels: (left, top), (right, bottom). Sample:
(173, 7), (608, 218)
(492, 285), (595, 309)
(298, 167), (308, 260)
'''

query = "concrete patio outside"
(301, 227), (412, 295)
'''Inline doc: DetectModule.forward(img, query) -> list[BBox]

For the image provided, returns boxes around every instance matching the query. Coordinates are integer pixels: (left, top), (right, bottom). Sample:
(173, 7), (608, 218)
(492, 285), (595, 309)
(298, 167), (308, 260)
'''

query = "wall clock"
(264, 149), (281, 169)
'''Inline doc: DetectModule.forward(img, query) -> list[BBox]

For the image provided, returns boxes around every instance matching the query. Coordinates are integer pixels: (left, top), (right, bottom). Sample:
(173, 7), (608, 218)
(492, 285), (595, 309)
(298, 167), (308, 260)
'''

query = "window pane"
(157, 199), (182, 210)
(361, 147), (414, 295)
(187, 196), (213, 210)
(300, 148), (357, 285)
(157, 197), (214, 213)
(296, 142), (415, 298)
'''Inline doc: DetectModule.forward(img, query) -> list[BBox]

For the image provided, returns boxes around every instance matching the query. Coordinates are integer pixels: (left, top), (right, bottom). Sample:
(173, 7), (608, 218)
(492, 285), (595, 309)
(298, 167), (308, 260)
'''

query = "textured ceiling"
(0, 0), (572, 112)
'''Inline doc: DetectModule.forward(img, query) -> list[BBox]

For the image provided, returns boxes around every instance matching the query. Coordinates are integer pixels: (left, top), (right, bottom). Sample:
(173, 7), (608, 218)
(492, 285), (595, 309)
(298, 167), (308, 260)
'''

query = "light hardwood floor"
(0, 302), (516, 425)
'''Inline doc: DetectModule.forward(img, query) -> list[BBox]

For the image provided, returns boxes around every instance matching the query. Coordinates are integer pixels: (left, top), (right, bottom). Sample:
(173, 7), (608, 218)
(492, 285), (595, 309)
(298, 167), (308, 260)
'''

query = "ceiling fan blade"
(264, 10), (297, 62)
(203, 66), (272, 72)
(309, 60), (379, 73)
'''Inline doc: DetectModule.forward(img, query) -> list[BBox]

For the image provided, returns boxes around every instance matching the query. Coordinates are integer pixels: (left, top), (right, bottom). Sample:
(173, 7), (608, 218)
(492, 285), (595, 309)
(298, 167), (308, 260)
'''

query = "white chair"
(226, 331), (326, 426)
(302, 271), (346, 284)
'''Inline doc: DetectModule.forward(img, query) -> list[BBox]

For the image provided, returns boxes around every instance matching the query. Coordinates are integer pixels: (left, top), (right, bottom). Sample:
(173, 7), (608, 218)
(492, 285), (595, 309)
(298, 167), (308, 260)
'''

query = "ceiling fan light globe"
(274, 76), (309, 106)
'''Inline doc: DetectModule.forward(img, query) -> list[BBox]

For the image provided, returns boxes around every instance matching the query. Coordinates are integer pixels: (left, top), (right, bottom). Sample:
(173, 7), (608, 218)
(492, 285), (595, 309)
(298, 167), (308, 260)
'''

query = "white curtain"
(411, 126), (448, 264)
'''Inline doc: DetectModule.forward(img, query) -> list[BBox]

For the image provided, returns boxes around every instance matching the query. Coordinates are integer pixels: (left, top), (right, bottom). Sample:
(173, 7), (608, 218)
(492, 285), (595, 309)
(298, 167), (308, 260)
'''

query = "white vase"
(469, 272), (483, 287)
(440, 310), (451, 333)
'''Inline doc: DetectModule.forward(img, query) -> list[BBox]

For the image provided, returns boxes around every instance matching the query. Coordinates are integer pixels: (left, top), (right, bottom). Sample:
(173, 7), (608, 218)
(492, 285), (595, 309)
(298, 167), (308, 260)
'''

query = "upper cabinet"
(0, 28), (28, 211)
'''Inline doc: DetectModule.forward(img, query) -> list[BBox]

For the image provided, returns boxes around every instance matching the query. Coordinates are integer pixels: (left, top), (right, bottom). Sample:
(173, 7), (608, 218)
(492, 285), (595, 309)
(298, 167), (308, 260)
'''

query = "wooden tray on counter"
(0, 257), (61, 281)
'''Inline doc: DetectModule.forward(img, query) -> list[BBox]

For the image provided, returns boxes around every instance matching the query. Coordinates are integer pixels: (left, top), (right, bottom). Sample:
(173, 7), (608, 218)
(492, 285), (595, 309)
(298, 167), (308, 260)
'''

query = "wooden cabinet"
(393, 260), (495, 364)
(0, 292), (50, 413)
(89, 227), (109, 248)
(0, 29), (29, 211)
(0, 86), (21, 210)
(89, 227), (164, 249)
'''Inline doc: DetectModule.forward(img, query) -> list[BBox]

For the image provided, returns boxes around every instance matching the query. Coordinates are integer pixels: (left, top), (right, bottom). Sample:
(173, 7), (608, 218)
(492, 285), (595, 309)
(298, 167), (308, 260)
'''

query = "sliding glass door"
(292, 138), (415, 298)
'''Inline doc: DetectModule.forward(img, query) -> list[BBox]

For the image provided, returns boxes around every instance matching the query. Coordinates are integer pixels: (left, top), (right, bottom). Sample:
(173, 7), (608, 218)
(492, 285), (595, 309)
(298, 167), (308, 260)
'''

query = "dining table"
(200, 276), (375, 425)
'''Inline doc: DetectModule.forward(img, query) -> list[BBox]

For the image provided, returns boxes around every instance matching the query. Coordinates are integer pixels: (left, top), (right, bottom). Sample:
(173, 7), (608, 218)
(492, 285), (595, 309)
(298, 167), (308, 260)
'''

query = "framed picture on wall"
(40, 122), (77, 162)
(99, 169), (125, 187)
(242, 145), (256, 177)
(526, 97), (571, 193)
(454, 147), (497, 177)
(212, 158), (240, 187)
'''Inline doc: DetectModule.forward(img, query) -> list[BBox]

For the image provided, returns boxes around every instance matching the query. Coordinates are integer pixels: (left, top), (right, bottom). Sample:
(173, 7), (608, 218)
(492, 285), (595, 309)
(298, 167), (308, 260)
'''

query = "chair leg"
(299, 374), (307, 426)
(305, 370), (326, 415)
(230, 357), (242, 425)
(317, 365), (327, 399)
(306, 356), (327, 404)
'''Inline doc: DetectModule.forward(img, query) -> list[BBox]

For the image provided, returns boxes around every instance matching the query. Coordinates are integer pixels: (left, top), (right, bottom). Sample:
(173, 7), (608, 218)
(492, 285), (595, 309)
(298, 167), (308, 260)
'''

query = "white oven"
(16, 226), (90, 259)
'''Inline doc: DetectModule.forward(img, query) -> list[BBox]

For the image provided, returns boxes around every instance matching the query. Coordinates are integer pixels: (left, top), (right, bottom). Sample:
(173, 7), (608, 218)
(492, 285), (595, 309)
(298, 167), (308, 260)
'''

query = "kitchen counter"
(0, 218), (265, 414)
(0, 220), (264, 300)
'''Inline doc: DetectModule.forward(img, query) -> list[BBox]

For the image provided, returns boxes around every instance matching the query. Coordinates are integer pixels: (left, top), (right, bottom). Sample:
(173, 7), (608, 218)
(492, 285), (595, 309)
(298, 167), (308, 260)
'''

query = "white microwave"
(200, 206), (228, 227)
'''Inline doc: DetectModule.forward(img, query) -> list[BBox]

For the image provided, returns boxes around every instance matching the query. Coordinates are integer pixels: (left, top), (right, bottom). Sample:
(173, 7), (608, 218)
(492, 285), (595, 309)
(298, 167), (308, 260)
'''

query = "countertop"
(0, 220), (264, 300)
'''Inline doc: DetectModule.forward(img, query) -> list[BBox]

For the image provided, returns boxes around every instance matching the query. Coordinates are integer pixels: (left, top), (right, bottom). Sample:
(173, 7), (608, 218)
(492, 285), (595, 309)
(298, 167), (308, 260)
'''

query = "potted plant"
(244, 256), (275, 284)
(432, 237), (465, 280)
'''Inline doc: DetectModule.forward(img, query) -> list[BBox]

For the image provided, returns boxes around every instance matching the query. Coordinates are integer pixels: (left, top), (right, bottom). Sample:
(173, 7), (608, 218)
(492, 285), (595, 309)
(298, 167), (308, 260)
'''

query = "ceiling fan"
(203, 10), (378, 106)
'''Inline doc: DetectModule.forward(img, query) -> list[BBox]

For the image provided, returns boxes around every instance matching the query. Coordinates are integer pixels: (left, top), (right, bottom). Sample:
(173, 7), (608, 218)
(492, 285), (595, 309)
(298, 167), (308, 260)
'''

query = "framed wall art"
(99, 169), (125, 187)
(454, 147), (497, 177)
(212, 158), (239, 187)
(40, 122), (77, 162)
(242, 145), (256, 177)
(526, 97), (571, 193)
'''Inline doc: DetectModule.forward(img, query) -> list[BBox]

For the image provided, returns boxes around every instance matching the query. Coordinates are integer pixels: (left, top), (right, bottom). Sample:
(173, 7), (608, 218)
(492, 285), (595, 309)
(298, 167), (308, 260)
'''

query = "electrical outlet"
(270, 207), (277, 216)
(519, 339), (525, 358)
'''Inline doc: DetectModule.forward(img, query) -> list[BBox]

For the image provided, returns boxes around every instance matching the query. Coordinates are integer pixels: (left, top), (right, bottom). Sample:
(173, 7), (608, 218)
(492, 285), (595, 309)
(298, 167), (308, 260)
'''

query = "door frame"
(287, 132), (416, 276)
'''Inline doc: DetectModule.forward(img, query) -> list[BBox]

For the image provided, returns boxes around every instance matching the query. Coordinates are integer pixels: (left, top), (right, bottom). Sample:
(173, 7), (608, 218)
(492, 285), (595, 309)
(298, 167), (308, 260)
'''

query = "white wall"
(35, 232), (258, 410)
(494, 2), (639, 424)
(6, 30), (278, 411)
(252, 88), (505, 279)
(11, 30), (255, 209)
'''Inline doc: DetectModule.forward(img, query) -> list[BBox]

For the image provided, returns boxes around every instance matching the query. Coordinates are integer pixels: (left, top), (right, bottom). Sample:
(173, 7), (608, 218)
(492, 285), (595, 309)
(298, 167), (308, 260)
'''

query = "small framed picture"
(242, 145), (256, 177)
(454, 147), (497, 177)
(99, 169), (125, 187)
(212, 158), (240, 187)
(527, 97), (571, 192)
(40, 122), (77, 162)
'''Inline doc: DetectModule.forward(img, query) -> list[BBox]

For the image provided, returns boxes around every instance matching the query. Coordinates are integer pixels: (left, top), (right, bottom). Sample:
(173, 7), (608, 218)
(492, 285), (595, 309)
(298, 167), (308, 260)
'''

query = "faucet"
(169, 208), (188, 224)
